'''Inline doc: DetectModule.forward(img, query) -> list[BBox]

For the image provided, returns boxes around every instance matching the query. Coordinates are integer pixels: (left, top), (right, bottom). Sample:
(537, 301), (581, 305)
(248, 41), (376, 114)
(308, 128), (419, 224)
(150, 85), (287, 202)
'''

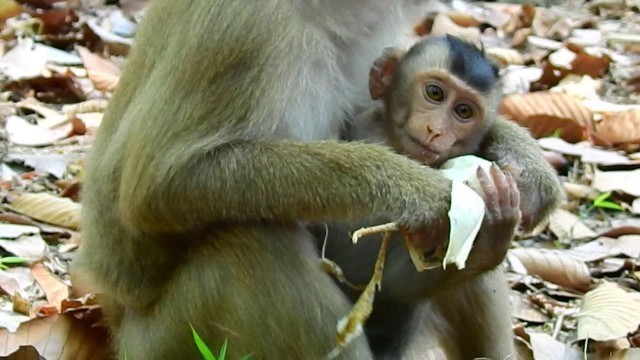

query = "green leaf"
(0, 257), (26, 264)
(218, 339), (228, 360)
(594, 201), (623, 211)
(238, 355), (254, 360)
(592, 192), (623, 211)
(551, 129), (563, 138)
(190, 324), (216, 360)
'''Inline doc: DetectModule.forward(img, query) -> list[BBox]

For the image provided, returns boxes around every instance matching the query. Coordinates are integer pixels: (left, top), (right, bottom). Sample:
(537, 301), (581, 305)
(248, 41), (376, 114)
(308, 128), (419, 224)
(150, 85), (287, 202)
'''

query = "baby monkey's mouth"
(407, 135), (440, 155)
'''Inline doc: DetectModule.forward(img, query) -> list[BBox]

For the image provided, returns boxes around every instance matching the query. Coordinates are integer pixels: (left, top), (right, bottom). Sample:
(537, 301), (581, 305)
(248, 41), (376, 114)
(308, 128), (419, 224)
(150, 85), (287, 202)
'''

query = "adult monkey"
(74, 1), (538, 359)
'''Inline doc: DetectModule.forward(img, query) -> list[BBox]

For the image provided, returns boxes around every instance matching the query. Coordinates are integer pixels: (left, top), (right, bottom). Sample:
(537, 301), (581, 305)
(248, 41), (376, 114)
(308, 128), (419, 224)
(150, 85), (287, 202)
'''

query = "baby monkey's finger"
(489, 163), (510, 210)
(477, 166), (498, 211)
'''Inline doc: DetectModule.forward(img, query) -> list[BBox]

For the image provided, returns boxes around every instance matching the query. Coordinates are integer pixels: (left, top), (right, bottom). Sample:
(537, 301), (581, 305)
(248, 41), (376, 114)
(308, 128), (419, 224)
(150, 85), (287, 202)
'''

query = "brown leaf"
(570, 48), (611, 79)
(500, 92), (593, 142)
(76, 46), (121, 92)
(28, 7), (76, 35)
(595, 110), (640, 146)
(0, 314), (112, 359)
(508, 248), (592, 292)
(31, 263), (69, 313)
(10, 193), (81, 230)
(578, 282), (640, 342)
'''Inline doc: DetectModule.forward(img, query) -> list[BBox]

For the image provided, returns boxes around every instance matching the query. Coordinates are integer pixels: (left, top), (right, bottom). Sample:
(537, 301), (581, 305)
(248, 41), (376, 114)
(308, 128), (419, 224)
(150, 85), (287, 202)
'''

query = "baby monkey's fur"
(320, 35), (563, 358)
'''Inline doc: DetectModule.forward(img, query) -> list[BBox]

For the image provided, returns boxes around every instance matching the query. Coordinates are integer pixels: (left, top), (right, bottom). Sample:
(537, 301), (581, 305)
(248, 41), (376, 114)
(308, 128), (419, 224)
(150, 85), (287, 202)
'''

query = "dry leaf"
(11, 193), (81, 230)
(550, 75), (601, 101)
(429, 13), (481, 47)
(500, 92), (593, 142)
(529, 332), (582, 360)
(566, 236), (640, 262)
(486, 47), (524, 67)
(577, 282), (640, 341)
(571, 47), (611, 78)
(538, 137), (633, 165)
(0, 40), (48, 81)
(508, 248), (592, 292)
(31, 263), (69, 313)
(592, 169), (640, 197)
(0, 299), (31, 333)
(0, 314), (112, 359)
(5, 115), (73, 147)
(549, 208), (597, 240)
(562, 182), (600, 201)
(0, 235), (46, 259)
(595, 110), (640, 146)
(510, 293), (551, 323)
(76, 46), (120, 92)
(0, 224), (40, 239)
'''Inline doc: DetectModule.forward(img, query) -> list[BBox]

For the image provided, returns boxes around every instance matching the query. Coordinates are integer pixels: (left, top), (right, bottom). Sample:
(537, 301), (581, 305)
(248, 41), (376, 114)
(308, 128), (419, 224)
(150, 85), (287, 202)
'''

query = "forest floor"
(0, 0), (640, 359)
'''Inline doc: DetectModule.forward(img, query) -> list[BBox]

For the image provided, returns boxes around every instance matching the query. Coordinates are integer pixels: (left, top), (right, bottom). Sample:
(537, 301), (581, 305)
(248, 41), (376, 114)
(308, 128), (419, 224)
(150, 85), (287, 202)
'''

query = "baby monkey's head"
(369, 35), (501, 166)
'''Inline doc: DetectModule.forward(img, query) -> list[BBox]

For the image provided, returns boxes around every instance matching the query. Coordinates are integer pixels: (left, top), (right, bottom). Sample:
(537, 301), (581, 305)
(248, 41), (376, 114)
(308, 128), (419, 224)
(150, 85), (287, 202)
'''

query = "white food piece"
(439, 155), (494, 269)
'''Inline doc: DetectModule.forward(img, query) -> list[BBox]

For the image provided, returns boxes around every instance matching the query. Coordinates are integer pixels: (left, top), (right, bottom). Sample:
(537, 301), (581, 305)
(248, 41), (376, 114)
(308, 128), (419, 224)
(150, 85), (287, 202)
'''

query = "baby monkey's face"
(392, 72), (487, 167)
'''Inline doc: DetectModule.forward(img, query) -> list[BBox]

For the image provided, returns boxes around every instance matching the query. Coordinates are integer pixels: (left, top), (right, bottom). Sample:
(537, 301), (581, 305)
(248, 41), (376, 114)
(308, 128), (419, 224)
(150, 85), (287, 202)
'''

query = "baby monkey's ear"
(369, 47), (405, 100)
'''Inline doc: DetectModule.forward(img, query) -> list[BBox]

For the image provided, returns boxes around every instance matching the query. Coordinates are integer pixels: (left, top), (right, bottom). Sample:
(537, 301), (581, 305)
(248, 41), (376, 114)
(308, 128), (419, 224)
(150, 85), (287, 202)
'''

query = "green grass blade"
(190, 324), (217, 360)
(218, 339), (228, 360)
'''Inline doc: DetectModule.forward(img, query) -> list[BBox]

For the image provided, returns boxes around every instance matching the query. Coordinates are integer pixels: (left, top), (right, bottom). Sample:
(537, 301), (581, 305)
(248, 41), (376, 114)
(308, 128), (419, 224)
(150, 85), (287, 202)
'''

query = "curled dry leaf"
(508, 248), (592, 292)
(500, 92), (593, 143)
(10, 193), (81, 230)
(76, 46), (121, 92)
(577, 282), (640, 342)
(595, 110), (640, 146)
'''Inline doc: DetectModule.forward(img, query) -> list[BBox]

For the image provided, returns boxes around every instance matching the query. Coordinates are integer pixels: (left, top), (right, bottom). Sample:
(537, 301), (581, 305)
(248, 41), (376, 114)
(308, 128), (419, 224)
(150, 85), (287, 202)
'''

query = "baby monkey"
(349, 34), (502, 169)
(323, 35), (563, 358)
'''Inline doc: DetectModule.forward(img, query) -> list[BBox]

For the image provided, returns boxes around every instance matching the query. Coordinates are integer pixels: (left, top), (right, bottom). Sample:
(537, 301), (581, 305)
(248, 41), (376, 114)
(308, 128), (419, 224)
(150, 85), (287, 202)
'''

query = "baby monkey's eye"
(424, 84), (445, 103)
(454, 103), (474, 120)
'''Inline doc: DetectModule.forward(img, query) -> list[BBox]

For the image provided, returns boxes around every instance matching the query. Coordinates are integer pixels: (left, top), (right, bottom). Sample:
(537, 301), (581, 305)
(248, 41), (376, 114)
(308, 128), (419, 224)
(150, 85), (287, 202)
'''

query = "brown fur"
(73, 1), (561, 359)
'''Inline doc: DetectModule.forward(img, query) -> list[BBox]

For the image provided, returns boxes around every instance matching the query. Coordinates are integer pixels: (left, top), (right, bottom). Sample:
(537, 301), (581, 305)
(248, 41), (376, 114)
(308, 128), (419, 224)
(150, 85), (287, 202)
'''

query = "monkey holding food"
(318, 35), (563, 359)
(72, 1), (562, 359)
